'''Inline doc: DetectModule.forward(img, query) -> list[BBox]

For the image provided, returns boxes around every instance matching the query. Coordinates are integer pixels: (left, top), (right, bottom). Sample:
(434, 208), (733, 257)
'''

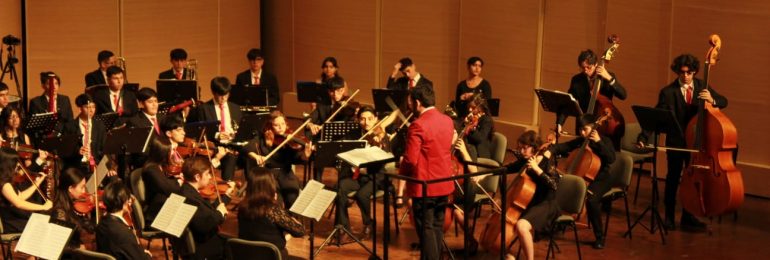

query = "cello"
(680, 34), (743, 217)
(587, 34), (625, 150)
(557, 113), (610, 184)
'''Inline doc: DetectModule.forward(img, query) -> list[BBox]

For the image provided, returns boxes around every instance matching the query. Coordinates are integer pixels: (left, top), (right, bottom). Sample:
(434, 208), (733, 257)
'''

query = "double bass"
(587, 34), (625, 150)
(680, 34), (743, 217)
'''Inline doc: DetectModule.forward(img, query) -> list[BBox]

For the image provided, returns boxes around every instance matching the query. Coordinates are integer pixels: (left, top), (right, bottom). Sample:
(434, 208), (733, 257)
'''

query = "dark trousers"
(335, 175), (377, 228)
(273, 169), (301, 209)
(586, 175), (613, 239)
(664, 151), (695, 221)
(412, 196), (448, 260)
(219, 154), (238, 181)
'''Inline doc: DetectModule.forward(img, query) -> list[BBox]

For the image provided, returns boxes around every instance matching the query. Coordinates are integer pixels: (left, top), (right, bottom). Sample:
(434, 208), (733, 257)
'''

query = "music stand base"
(314, 224), (375, 258)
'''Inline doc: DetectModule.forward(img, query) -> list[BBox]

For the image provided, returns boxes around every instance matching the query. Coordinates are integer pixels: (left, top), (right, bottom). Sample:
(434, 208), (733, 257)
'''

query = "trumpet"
(116, 57), (127, 81)
(186, 58), (198, 80)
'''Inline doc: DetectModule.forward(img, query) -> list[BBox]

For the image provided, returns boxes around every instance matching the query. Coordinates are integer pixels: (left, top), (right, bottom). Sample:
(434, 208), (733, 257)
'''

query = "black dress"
(463, 113), (494, 160)
(238, 204), (305, 259)
(454, 79), (492, 119)
(0, 181), (30, 233)
(141, 163), (181, 224)
(505, 157), (560, 235)
(243, 135), (305, 209)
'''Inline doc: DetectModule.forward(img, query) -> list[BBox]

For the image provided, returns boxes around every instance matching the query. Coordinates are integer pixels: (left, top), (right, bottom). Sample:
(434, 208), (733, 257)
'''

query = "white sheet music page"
(337, 146), (394, 167)
(151, 193), (198, 237)
(290, 180), (323, 216)
(15, 213), (73, 260)
(86, 158), (110, 194)
(303, 189), (337, 221)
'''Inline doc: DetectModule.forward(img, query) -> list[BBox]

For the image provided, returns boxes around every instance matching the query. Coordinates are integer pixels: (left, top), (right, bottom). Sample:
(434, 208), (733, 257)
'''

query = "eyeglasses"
(679, 70), (695, 75)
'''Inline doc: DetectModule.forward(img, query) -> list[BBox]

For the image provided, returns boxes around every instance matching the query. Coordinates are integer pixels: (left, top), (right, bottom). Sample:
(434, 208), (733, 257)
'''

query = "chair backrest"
(556, 174), (587, 215)
(131, 197), (147, 231)
(620, 122), (652, 155)
(475, 158), (501, 195)
(609, 152), (634, 188)
(71, 248), (117, 260)
(129, 168), (146, 204)
(490, 132), (508, 165)
(173, 228), (196, 257)
(226, 238), (282, 260)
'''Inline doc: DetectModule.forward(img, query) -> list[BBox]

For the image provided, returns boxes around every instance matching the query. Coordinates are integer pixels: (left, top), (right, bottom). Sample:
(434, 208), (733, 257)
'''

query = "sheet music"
(337, 146), (395, 167)
(290, 180), (336, 221)
(151, 193), (197, 237)
(15, 213), (73, 260)
(86, 158), (109, 194)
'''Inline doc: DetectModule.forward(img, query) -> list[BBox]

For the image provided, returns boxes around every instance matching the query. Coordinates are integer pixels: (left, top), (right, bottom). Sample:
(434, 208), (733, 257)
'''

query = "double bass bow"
(680, 34), (743, 217)
(587, 34), (625, 150)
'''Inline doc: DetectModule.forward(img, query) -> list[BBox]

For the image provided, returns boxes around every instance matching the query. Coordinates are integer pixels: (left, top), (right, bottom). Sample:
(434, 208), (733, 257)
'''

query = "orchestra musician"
(454, 57), (492, 120)
(125, 87), (163, 137)
(399, 82), (454, 259)
(93, 66), (138, 117)
(0, 148), (52, 234)
(335, 105), (394, 242)
(178, 156), (231, 260)
(387, 57), (432, 91)
(306, 76), (356, 181)
(461, 93), (494, 160)
(0, 83), (10, 114)
(637, 54), (727, 232)
(62, 94), (106, 174)
(196, 76), (242, 182)
(49, 167), (96, 253)
(503, 130), (561, 260)
(238, 167), (305, 260)
(158, 48), (190, 80)
(547, 114), (615, 249)
(556, 49), (626, 135)
(235, 48), (280, 106)
(96, 180), (152, 260)
(141, 138), (182, 224)
(84, 50), (116, 88)
(28, 71), (74, 133)
(309, 57), (349, 111)
(246, 110), (312, 209)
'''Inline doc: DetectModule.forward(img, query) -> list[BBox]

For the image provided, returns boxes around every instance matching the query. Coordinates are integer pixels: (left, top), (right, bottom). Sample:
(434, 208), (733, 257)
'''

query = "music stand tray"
(320, 121), (359, 142)
(23, 112), (58, 136)
(373, 89), (409, 116)
(233, 113), (270, 142)
(39, 134), (81, 158)
(156, 80), (198, 104)
(297, 81), (330, 105)
(94, 112), (120, 130)
(231, 84), (271, 107)
(103, 126), (154, 155)
(534, 88), (582, 118)
(315, 140), (366, 169)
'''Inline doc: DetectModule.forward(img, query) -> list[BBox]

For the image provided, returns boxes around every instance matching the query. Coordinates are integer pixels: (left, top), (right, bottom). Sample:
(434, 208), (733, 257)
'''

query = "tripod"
(1, 44), (21, 94)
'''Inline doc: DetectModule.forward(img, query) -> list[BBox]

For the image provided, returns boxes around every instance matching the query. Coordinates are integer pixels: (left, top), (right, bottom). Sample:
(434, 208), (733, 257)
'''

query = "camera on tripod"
(2, 35), (20, 46)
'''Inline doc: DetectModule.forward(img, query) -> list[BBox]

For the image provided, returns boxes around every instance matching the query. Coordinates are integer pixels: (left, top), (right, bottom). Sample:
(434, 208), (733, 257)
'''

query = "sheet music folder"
(337, 146), (395, 168)
(297, 81), (330, 105)
(151, 193), (198, 238)
(289, 180), (337, 221)
(15, 213), (74, 260)
(534, 88), (582, 118)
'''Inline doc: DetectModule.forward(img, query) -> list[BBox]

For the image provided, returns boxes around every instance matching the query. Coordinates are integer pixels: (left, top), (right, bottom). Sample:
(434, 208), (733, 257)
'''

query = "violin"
(268, 129), (310, 150)
(2, 143), (39, 160)
(164, 163), (183, 178)
(73, 190), (106, 217)
(178, 138), (219, 157)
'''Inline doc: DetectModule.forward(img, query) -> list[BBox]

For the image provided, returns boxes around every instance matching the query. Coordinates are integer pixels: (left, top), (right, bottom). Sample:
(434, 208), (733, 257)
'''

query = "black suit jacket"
(28, 94), (74, 122)
(386, 74), (433, 91)
(158, 68), (189, 80)
(93, 88), (139, 118)
(179, 183), (226, 260)
(639, 78), (727, 148)
(96, 215), (151, 260)
(84, 69), (107, 88)
(556, 72), (627, 125)
(196, 100), (242, 140)
(235, 70), (281, 106)
(62, 118), (106, 168)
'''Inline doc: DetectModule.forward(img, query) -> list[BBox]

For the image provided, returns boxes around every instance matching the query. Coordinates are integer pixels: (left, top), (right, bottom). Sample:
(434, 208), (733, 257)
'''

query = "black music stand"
(157, 80), (197, 103)
(320, 122), (359, 142)
(231, 84), (272, 107)
(94, 112), (120, 130)
(184, 120), (220, 140)
(313, 140), (372, 257)
(85, 84), (108, 97)
(297, 81), (330, 105)
(233, 113), (270, 143)
(487, 98), (500, 117)
(24, 112), (58, 145)
(104, 126), (154, 177)
(373, 89), (409, 116)
(534, 88), (582, 142)
(39, 134), (80, 181)
(123, 83), (139, 93)
(623, 105), (682, 244)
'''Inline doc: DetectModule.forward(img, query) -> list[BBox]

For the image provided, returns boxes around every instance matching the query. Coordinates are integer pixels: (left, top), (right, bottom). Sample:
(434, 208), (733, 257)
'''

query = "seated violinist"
(49, 167), (96, 254)
(546, 114), (615, 249)
(62, 94), (107, 174)
(96, 180), (152, 260)
(0, 106), (49, 173)
(141, 138), (182, 224)
(238, 167), (305, 259)
(178, 156), (231, 260)
(196, 76), (241, 182)
(461, 93), (494, 160)
(306, 76), (355, 181)
(0, 148), (52, 234)
(246, 110), (311, 209)
(335, 105), (395, 242)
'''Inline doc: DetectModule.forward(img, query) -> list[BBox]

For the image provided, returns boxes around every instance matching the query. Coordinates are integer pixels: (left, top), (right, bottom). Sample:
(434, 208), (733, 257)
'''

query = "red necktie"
(408, 79), (415, 88)
(175, 71), (183, 80)
(254, 76), (260, 85)
(83, 121), (96, 168)
(48, 95), (56, 113)
(353, 167), (361, 180)
(151, 117), (160, 135)
(685, 87), (693, 105)
(114, 94), (123, 116)
(219, 103), (226, 132)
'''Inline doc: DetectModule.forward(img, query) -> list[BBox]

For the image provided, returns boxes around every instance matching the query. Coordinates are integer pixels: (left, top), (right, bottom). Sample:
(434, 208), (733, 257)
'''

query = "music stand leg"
(314, 224), (375, 258)
(623, 132), (667, 244)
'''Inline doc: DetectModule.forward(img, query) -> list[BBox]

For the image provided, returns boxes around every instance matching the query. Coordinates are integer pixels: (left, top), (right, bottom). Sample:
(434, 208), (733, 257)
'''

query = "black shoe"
(467, 238), (479, 255)
(335, 233), (356, 245)
(680, 217), (707, 232)
(592, 237), (605, 249)
(663, 218), (676, 231)
(361, 224), (373, 239)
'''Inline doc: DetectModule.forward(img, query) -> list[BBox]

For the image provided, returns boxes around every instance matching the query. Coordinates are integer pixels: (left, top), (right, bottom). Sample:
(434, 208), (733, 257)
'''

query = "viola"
(198, 176), (242, 201)
(268, 129), (310, 151)
(680, 34), (743, 217)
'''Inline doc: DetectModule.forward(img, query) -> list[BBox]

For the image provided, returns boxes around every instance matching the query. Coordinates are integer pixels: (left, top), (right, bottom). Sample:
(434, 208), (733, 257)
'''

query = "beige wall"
(16, 0), (259, 106)
(264, 0), (770, 197)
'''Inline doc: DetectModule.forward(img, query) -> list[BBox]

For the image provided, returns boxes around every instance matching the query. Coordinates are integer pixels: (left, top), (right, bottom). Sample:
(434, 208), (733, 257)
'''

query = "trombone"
(186, 59), (198, 80)
(116, 57), (127, 81)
